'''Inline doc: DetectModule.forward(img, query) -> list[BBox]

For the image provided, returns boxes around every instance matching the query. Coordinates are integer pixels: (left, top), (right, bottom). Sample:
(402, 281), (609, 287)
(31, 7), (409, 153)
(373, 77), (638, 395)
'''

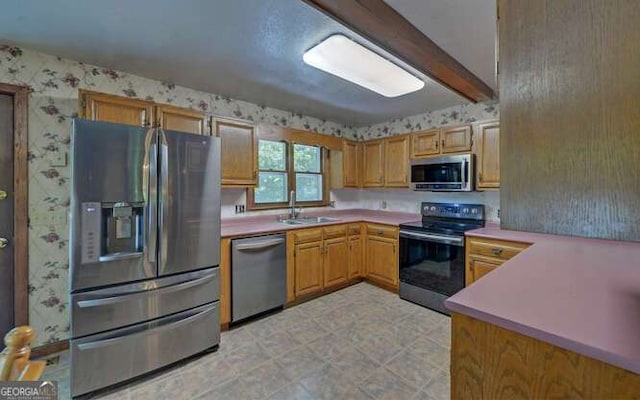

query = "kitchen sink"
(279, 216), (341, 225)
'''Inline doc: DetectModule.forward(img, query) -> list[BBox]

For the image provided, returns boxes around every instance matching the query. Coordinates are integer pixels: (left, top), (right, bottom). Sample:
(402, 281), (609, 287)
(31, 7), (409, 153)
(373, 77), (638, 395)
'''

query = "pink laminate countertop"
(446, 225), (640, 374)
(221, 209), (421, 238)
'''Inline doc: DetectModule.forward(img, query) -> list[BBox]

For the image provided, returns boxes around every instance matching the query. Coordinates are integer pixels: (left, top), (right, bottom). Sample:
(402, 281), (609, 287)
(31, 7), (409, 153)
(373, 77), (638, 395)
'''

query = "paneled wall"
(499, 0), (640, 241)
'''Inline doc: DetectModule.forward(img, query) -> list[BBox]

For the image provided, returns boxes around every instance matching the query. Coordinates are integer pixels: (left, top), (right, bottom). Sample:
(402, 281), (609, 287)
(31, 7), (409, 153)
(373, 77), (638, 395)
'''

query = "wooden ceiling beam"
(301, 0), (496, 102)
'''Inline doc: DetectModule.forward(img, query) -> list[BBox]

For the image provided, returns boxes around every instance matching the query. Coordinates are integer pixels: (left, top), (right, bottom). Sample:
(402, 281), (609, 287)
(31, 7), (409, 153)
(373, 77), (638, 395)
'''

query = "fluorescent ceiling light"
(303, 34), (424, 97)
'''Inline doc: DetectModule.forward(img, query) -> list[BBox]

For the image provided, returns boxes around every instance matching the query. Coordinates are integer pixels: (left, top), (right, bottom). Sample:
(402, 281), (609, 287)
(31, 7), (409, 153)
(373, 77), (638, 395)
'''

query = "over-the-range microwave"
(411, 154), (474, 191)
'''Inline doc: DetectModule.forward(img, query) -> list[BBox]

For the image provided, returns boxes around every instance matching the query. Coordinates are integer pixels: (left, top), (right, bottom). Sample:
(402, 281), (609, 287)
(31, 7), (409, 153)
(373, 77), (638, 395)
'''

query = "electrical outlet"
(329, 201), (336, 208)
(380, 201), (387, 210)
(497, 208), (501, 219)
(47, 150), (67, 167)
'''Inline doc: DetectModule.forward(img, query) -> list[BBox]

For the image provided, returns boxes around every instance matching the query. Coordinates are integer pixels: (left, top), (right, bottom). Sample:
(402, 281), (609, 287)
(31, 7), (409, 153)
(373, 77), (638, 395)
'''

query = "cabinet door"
(467, 258), (501, 286)
(343, 140), (362, 187)
(81, 90), (153, 127)
(294, 241), (324, 297)
(384, 135), (410, 187)
(348, 236), (363, 279)
(366, 236), (398, 287)
(411, 129), (441, 157)
(324, 237), (349, 288)
(475, 120), (500, 189)
(441, 125), (472, 153)
(363, 140), (385, 187)
(213, 118), (258, 186)
(156, 105), (206, 135)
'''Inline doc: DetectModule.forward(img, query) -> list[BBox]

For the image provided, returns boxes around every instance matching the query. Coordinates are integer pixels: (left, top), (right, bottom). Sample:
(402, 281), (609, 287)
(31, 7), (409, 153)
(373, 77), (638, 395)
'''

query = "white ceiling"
(0, 0), (496, 126)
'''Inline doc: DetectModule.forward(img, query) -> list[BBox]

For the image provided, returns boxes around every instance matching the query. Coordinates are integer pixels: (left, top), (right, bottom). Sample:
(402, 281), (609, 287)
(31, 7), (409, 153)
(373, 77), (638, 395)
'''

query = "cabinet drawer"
(323, 225), (347, 239)
(366, 224), (398, 239)
(293, 228), (323, 244)
(468, 238), (530, 261)
(347, 224), (361, 236)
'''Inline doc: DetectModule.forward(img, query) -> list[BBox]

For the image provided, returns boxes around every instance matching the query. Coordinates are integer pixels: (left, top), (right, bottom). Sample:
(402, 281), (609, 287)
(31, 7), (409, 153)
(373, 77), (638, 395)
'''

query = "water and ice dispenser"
(81, 201), (144, 264)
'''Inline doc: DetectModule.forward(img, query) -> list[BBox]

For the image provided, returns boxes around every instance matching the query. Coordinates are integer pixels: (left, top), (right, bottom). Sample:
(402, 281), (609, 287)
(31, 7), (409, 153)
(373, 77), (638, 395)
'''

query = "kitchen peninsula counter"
(446, 225), (640, 398)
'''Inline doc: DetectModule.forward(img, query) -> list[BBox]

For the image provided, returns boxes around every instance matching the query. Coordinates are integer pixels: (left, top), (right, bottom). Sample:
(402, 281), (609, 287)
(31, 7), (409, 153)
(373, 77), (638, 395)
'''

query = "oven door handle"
(399, 230), (464, 246)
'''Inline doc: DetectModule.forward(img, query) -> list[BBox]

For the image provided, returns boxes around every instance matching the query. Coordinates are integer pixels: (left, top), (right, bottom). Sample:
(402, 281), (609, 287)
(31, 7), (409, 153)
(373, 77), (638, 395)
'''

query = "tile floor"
(43, 282), (451, 400)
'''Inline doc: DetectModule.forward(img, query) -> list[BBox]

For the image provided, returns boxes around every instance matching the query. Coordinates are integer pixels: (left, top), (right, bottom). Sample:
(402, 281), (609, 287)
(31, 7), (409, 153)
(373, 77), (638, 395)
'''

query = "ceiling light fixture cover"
(303, 34), (424, 97)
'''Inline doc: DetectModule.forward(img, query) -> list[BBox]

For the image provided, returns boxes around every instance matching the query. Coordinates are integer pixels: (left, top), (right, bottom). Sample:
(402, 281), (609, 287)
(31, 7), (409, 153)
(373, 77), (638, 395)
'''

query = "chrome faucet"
(289, 190), (300, 219)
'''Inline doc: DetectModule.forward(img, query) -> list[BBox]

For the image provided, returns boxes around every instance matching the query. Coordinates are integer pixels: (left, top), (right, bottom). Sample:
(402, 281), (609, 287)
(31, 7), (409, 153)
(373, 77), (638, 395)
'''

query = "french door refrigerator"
(69, 119), (221, 397)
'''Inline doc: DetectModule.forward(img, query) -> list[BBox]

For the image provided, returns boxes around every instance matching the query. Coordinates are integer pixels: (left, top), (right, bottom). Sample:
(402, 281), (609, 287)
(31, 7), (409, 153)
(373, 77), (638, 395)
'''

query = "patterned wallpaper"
(0, 44), (352, 345)
(355, 100), (499, 140)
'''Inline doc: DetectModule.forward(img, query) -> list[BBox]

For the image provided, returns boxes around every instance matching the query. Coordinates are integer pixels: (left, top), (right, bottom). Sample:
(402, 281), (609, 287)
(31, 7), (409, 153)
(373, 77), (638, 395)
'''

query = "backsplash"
(331, 189), (500, 221)
(0, 44), (351, 345)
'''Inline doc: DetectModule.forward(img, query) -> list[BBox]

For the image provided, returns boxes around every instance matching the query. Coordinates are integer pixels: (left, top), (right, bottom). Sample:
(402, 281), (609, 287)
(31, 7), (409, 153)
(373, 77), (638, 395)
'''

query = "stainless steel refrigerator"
(69, 119), (221, 397)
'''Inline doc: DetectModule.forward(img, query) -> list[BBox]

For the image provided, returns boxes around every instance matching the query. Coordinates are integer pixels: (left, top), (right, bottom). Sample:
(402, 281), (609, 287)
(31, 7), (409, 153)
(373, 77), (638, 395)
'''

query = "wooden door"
(323, 237), (349, 288)
(213, 118), (258, 186)
(441, 125), (472, 153)
(342, 140), (362, 187)
(384, 135), (410, 187)
(294, 241), (324, 297)
(0, 94), (13, 337)
(475, 120), (500, 189)
(467, 258), (501, 286)
(80, 90), (153, 127)
(156, 105), (206, 135)
(411, 129), (441, 157)
(348, 236), (363, 279)
(363, 140), (385, 187)
(365, 236), (398, 287)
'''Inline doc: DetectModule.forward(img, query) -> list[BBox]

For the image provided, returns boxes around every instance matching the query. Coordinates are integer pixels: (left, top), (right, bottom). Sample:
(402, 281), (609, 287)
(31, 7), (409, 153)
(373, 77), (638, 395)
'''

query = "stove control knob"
(471, 208), (478, 214)
(463, 208), (469, 214)
(430, 206), (436, 211)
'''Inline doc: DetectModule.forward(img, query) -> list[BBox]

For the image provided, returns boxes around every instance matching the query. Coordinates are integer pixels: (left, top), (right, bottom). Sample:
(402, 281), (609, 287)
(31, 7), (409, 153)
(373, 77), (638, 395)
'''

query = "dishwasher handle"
(234, 238), (285, 251)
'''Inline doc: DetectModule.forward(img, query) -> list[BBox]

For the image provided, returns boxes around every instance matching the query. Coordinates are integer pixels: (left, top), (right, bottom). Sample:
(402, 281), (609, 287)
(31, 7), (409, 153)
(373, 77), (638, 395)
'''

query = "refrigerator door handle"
(159, 129), (169, 272)
(76, 273), (217, 308)
(147, 131), (158, 264)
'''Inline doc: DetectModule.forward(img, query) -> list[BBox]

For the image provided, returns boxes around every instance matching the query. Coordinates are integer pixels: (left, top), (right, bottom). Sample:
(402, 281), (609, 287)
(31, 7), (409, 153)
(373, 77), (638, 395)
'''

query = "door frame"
(0, 83), (29, 327)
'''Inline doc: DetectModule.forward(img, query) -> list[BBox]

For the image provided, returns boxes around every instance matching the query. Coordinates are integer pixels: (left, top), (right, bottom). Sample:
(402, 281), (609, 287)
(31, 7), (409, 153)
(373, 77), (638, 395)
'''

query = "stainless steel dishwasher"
(231, 233), (286, 323)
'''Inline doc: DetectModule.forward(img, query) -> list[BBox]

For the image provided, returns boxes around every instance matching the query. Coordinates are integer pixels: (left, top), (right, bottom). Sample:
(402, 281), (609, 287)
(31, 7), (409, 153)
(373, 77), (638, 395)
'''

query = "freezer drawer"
(71, 267), (219, 338)
(71, 302), (219, 397)
(232, 234), (286, 322)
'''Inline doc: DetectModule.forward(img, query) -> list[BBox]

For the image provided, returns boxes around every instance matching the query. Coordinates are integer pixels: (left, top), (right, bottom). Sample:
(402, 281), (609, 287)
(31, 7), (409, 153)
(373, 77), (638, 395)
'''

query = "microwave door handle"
(462, 159), (468, 188)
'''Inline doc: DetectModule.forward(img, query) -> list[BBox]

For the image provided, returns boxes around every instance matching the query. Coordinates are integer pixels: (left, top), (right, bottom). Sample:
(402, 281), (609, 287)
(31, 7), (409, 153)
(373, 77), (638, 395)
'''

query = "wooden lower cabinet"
(323, 236), (349, 288)
(365, 234), (398, 288)
(452, 313), (640, 399)
(294, 240), (324, 297)
(465, 236), (531, 286)
(348, 235), (363, 279)
(219, 238), (231, 327)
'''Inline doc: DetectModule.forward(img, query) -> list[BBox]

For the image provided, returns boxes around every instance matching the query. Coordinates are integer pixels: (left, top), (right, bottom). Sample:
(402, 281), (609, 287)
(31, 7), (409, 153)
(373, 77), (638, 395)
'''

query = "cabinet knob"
(491, 248), (503, 256)
(0, 190), (6, 200)
(0, 238), (8, 248)
(377, 230), (383, 235)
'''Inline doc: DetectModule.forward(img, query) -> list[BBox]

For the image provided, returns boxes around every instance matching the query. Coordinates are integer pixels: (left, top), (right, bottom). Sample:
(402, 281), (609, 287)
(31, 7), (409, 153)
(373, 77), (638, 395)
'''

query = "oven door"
(410, 154), (472, 191)
(399, 230), (465, 299)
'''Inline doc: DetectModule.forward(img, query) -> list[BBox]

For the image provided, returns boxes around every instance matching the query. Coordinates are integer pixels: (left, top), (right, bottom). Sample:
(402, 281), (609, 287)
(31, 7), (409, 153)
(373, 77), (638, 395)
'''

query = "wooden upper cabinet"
(342, 140), (362, 188)
(441, 125), (472, 153)
(156, 105), (206, 135)
(213, 118), (258, 187)
(475, 120), (500, 189)
(411, 129), (440, 158)
(80, 90), (153, 127)
(384, 135), (410, 187)
(363, 139), (385, 187)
